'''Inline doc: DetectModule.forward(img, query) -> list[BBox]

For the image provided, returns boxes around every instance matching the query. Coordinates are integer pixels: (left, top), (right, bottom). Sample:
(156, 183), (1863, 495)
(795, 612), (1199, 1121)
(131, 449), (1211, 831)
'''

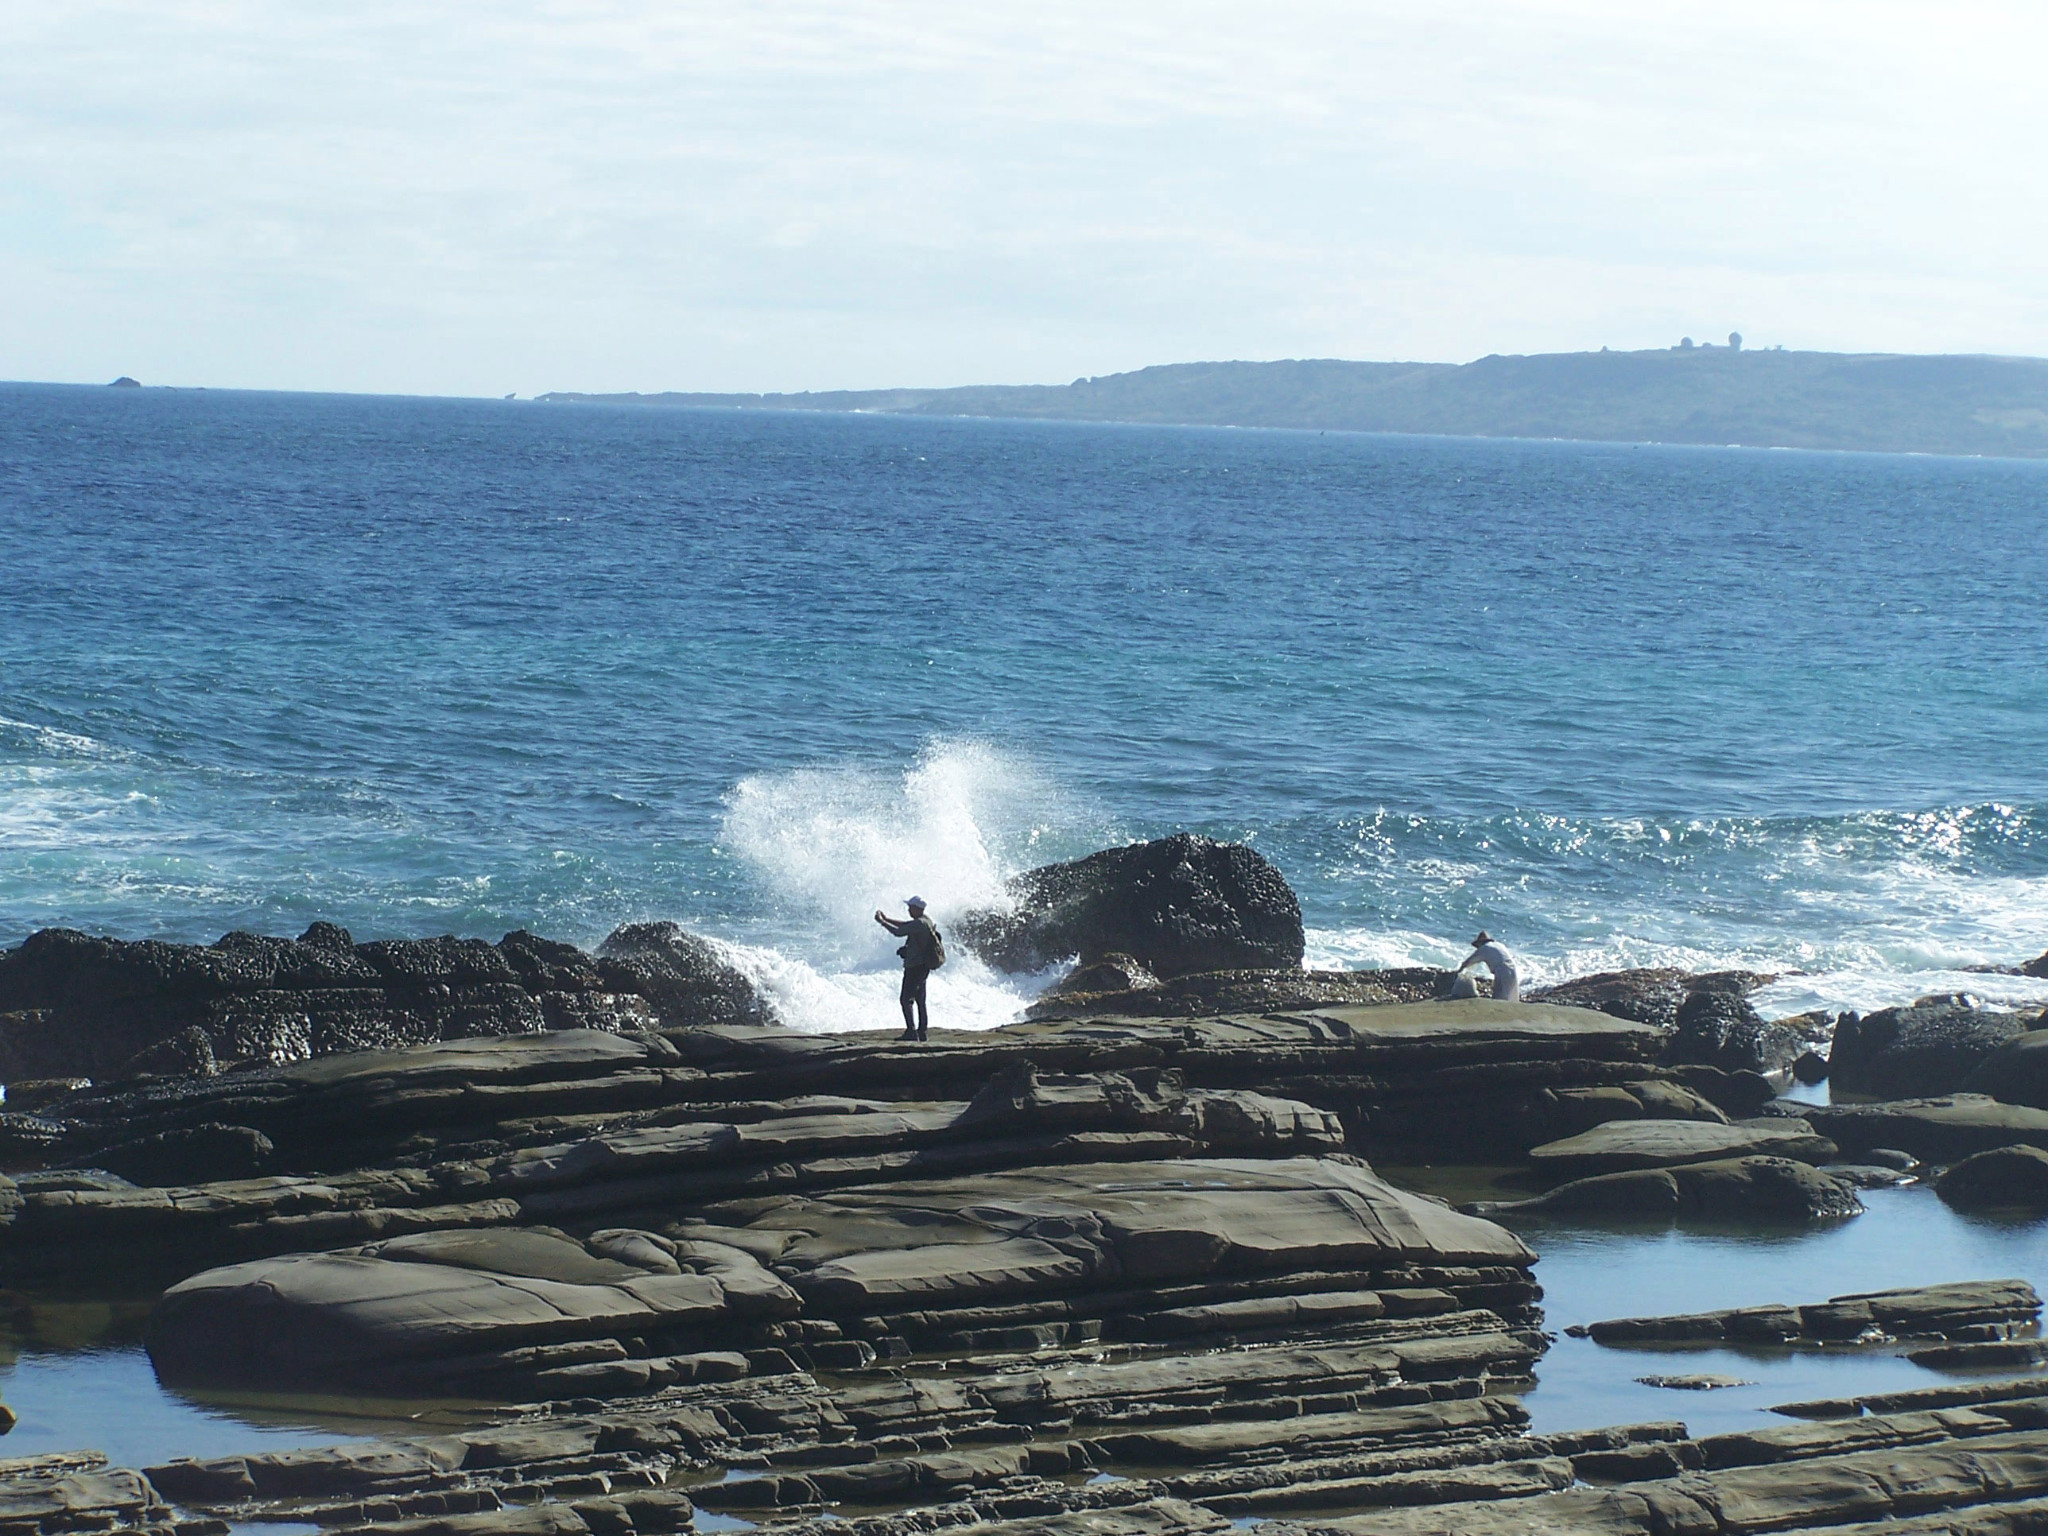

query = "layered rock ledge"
(3, 864), (2046, 1536)
(17, 1318), (2048, 1536)
(0, 1001), (1689, 1289)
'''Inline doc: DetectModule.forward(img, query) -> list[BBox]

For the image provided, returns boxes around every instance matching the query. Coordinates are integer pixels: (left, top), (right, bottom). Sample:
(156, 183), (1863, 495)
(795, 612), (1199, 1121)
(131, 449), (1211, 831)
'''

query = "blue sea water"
(4, 381), (2047, 1030)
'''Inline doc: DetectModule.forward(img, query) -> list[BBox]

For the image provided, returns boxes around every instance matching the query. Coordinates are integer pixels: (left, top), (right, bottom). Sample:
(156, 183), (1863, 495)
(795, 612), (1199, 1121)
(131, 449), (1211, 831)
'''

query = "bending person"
(1452, 930), (1520, 1002)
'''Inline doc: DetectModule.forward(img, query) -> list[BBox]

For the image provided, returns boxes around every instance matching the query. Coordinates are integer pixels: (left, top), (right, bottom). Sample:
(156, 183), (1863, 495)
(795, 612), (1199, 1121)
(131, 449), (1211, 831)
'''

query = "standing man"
(1452, 931), (1520, 1002)
(875, 896), (943, 1041)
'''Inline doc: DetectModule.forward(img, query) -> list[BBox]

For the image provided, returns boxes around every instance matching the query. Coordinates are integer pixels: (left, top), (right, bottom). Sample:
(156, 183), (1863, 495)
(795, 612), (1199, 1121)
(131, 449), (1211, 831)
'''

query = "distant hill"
(538, 348), (2048, 458)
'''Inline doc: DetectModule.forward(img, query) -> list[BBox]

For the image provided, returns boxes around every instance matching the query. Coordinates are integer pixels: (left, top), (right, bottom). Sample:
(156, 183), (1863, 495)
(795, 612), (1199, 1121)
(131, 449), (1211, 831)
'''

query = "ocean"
(4, 381), (2047, 1031)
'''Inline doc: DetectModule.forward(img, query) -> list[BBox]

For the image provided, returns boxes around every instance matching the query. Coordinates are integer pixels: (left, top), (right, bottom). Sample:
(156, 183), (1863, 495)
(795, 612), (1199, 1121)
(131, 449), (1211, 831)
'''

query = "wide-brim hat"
(1471, 931), (1492, 946)
(906, 896), (928, 911)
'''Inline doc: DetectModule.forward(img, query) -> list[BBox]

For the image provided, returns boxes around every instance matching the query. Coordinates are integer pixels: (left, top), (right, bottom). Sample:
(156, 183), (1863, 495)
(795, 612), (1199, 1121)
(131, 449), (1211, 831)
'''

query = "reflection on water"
(0, 1348), (358, 1469)
(0, 1296), (486, 1469)
(1512, 1184), (2048, 1434)
(0, 1185), (2041, 1466)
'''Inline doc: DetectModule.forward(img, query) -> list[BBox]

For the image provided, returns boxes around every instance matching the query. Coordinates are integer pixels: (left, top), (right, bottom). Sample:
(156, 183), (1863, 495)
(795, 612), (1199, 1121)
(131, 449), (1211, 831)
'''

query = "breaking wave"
(713, 740), (1110, 1033)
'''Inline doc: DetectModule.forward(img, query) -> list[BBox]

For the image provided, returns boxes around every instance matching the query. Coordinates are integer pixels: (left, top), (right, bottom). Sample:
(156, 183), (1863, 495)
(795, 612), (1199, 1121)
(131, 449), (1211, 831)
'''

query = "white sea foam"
(0, 768), (161, 852)
(712, 741), (1109, 1033)
(0, 715), (133, 762)
(1304, 797), (2048, 1019)
(1308, 881), (2048, 1020)
(1752, 970), (2048, 1019)
(714, 937), (1070, 1037)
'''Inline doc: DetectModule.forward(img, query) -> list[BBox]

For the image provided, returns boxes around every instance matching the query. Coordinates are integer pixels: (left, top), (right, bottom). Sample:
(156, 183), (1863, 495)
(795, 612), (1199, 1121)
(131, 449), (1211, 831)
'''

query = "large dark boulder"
(1962, 1031), (2048, 1111)
(0, 920), (769, 1088)
(596, 923), (771, 1029)
(1531, 969), (1775, 1031)
(958, 835), (1304, 978)
(1830, 1000), (2030, 1100)
(1661, 991), (1802, 1076)
(1470, 1156), (1861, 1225)
(2022, 949), (2048, 980)
(1803, 1094), (2048, 1162)
(1529, 1118), (1836, 1180)
(1530, 969), (1691, 1028)
(1936, 1145), (2048, 1212)
(1667, 1064), (1779, 1117)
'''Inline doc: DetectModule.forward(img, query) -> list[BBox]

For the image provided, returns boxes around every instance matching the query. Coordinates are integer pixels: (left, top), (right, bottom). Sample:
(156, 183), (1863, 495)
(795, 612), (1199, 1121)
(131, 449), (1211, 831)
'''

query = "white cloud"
(2, 1), (2043, 393)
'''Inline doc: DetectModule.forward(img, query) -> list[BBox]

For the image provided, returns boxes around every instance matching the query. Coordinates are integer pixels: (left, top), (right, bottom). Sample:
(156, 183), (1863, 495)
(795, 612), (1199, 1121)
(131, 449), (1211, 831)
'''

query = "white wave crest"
(712, 741), (1107, 1032)
(713, 937), (1070, 1037)
(0, 767), (161, 853)
(0, 715), (132, 762)
(1752, 969), (2048, 1019)
(721, 741), (1095, 947)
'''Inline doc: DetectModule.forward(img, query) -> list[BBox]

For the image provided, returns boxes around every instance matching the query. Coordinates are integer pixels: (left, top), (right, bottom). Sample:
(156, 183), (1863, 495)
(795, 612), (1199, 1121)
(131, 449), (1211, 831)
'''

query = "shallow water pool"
(0, 1297), (485, 1469)
(1512, 1183), (2048, 1434)
(0, 1184), (2040, 1467)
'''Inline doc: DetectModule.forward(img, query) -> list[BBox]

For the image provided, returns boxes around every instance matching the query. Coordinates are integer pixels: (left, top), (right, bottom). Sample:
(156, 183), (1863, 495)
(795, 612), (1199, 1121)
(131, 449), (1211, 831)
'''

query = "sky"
(4, 1), (2045, 396)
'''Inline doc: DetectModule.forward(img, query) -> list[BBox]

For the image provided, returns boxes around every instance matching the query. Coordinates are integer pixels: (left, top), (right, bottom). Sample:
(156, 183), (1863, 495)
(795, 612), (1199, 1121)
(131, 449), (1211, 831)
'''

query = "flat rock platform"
(7, 1002), (2047, 1536)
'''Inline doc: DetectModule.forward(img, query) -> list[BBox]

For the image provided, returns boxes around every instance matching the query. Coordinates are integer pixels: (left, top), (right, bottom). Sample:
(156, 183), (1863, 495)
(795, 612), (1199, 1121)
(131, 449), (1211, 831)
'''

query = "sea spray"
(712, 741), (1109, 1032)
(6, 394), (2047, 1020)
(711, 935), (1069, 1036)
(1291, 798), (2048, 1017)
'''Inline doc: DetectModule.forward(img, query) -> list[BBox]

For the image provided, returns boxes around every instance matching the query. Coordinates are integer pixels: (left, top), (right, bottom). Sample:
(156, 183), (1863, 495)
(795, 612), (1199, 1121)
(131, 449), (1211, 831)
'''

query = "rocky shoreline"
(2, 835), (2047, 1536)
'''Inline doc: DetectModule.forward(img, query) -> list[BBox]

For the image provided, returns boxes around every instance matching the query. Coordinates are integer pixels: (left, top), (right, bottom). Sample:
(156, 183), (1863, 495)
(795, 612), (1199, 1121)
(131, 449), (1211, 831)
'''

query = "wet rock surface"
(1801, 1094), (2048, 1162)
(22, 1326), (2048, 1536)
(144, 1155), (1534, 1396)
(1963, 1030), (2048, 1111)
(7, 948), (2048, 1536)
(1527, 968), (1772, 1032)
(0, 924), (765, 1087)
(1935, 1144), (2048, 1212)
(1526, 1119), (1837, 1180)
(1660, 991), (1805, 1077)
(955, 835), (1306, 977)
(1565, 1279), (2042, 1346)
(1468, 1155), (1863, 1224)
(0, 1001), (1681, 1292)
(1828, 1001), (2032, 1100)
(1026, 968), (1449, 1023)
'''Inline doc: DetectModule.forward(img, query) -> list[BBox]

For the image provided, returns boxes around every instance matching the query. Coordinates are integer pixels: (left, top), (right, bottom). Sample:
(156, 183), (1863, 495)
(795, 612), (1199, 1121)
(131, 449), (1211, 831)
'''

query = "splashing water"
(713, 742), (1105, 1033)
(5, 391), (2047, 1031)
(1298, 803), (2048, 1019)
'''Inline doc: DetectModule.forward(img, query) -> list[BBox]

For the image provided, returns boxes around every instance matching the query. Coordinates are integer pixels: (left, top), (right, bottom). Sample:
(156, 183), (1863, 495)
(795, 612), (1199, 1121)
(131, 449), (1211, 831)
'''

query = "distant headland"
(539, 346), (2048, 459)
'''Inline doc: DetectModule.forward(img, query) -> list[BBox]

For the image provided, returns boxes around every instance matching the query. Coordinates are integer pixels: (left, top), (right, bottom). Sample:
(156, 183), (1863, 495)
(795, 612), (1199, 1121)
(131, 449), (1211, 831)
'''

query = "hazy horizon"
(7, 3), (2046, 398)
(18, 341), (2048, 409)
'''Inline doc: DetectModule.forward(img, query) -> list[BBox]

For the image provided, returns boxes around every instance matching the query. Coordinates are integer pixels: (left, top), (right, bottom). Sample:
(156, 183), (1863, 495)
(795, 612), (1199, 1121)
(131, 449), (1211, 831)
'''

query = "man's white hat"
(906, 895), (927, 910)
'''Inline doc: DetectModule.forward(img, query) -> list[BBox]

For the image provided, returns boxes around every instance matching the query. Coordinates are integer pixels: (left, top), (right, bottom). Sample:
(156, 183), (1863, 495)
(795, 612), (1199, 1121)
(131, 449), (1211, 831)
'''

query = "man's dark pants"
(900, 965), (931, 1038)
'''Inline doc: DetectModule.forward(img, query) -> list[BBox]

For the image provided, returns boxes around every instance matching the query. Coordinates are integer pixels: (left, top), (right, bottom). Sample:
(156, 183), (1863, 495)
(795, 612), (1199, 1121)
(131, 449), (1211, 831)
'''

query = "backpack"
(900, 917), (946, 969)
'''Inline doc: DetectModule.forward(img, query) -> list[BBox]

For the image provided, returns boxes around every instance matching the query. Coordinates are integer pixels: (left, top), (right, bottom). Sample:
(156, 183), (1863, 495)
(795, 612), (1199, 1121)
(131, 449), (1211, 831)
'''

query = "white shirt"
(1460, 942), (1520, 1002)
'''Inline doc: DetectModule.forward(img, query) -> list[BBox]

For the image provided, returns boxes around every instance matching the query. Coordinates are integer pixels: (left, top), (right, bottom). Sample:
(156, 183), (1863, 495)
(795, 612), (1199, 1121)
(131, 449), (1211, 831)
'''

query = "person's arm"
(1454, 948), (1480, 974)
(875, 911), (910, 935)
